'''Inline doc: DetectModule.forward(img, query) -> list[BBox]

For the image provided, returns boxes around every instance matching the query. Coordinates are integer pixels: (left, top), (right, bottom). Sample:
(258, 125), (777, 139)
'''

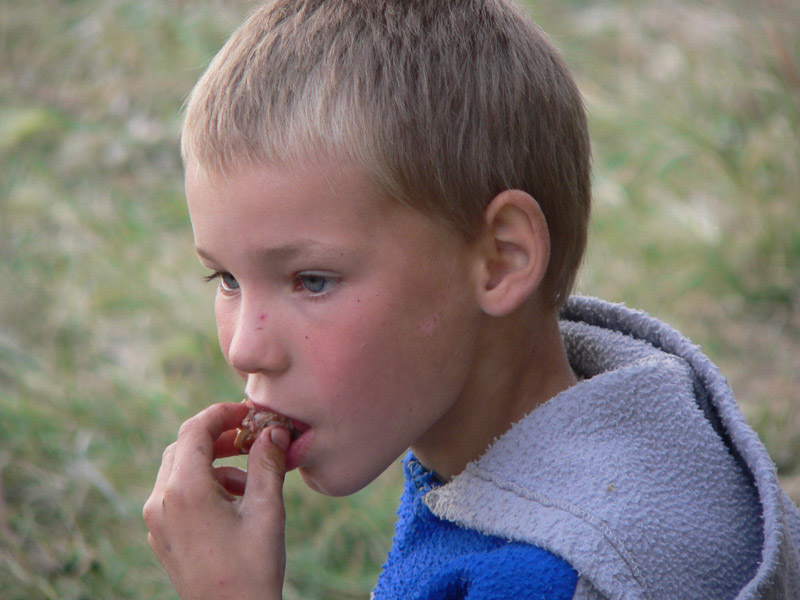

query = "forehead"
(184, 156), (460, 256)
(186, 155), (389, 216)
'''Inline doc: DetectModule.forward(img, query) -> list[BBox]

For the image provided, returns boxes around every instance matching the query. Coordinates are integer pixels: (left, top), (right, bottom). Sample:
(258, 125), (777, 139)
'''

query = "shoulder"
(374, 456), (579, 600)
(422, 341), (763, 599)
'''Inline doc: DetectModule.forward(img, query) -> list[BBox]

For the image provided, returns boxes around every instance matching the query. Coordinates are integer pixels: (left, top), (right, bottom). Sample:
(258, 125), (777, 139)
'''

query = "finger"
(143, 443), (177, 530)
(241, 427), (289, 515)
(195, 401), (251, 441)
(213, 465), (248, 497)
(212, 429), (243, 458)
(172, 403), (250, 483)
(153, 442), (177, 494)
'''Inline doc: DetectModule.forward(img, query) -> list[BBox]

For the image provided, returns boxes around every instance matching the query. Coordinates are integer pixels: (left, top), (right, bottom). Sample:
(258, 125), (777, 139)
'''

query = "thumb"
(242, 427), (289, 510)
(240, 427), (289, 593)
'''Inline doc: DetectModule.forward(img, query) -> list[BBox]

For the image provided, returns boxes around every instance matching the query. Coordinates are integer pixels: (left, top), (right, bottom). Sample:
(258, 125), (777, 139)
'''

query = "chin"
(297, 465), (380, 498)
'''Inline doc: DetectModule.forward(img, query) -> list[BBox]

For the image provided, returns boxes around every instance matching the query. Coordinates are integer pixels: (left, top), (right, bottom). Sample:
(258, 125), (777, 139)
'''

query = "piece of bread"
(233, 400), (294, 454)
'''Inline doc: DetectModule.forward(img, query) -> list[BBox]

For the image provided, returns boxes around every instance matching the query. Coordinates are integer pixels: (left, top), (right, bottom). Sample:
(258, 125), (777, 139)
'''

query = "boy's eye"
(295, 273), (337, 295)
(220, 272), (240, 291)
(204, 271), (240, 291)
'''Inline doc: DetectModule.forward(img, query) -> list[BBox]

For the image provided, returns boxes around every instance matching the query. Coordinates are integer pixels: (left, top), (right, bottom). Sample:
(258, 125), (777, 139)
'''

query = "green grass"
(1, 0), (798, 597)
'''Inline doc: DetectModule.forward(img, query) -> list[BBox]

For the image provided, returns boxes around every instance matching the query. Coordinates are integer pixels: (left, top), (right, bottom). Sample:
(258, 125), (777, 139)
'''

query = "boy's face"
(185, 157), (482, 496)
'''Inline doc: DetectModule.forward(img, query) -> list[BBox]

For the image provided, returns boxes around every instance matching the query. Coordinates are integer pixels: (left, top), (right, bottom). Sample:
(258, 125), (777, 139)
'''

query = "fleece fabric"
(420, 295), (800, 600)
(372, 455), (578, 600)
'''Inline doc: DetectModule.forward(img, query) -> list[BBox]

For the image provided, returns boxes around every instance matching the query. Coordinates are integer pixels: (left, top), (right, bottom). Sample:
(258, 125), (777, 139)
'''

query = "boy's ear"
(472, 189), (550, 317)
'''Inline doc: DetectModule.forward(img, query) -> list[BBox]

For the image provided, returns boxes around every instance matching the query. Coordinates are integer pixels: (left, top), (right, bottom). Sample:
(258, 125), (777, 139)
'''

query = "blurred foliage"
(1, 0), (798, 598)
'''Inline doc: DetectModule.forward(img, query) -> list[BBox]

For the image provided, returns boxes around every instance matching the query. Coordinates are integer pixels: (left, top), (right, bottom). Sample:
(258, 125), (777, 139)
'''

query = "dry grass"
(1, 0), (798, 598)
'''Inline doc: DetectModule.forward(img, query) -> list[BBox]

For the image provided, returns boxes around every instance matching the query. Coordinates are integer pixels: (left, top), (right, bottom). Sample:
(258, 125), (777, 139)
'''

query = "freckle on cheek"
(419, 314), (439, 335)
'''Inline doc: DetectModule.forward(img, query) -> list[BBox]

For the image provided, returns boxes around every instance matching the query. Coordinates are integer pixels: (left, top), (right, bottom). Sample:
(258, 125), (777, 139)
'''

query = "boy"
(142, 1), (800, 598)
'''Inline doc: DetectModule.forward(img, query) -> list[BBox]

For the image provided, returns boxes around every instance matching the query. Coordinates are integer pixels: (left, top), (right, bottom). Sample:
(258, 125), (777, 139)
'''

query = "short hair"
(182, 0), (591, 306)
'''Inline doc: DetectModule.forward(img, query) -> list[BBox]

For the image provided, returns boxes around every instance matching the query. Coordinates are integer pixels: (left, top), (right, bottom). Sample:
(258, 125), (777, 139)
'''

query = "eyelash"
(202, 271), (339, 298)
(293, 273), (339, 298)
(203, 271), (238, 292)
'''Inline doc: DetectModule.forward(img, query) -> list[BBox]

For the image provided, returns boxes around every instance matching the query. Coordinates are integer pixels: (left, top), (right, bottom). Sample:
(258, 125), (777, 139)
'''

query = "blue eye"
(204, 271), (239, 291)
(220, 272), (239, 291)
(296, 273), (336, 295)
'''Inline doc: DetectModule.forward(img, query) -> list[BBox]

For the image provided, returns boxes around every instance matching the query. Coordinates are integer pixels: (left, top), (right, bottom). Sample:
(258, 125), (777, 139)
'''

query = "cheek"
(419, 313), (440, 336)
(300, 310), (398, 400)
(307, 308), (449, 402)
(303, 330), (376, 387)
(214, 297), (235, 360)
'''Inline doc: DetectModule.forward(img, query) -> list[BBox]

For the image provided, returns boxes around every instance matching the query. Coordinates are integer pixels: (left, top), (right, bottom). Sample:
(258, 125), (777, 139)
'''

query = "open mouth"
(234, 398), (308, 453)
(288, 419), (309, 441)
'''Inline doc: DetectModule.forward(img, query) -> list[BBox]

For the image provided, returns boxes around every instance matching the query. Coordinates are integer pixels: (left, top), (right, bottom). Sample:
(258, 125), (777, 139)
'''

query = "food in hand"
(233, 400), (295, 454)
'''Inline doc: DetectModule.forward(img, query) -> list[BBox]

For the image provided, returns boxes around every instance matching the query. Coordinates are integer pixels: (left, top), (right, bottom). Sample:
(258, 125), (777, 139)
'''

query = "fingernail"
(269, 427), (290, 451)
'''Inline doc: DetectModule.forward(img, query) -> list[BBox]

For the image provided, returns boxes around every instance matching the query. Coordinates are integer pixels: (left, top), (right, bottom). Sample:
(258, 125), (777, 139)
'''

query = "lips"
(245, 398), (310, 442)
(238, 397), (313, 469)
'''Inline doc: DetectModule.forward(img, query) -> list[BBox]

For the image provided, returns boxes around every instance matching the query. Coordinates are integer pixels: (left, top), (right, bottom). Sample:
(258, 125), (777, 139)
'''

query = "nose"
(224, 299), (290, 376)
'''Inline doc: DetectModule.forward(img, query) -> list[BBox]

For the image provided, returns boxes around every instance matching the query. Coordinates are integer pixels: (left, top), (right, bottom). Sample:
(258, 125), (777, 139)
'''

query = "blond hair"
(182, 0), (591, 306)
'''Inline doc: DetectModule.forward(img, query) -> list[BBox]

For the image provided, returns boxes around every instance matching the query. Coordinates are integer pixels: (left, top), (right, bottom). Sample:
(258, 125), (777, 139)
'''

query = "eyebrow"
(195, 240), (349, 264)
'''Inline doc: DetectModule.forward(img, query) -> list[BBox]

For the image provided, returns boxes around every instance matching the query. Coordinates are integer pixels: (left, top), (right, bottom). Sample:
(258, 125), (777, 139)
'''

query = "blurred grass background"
(1, 0), (798, 598)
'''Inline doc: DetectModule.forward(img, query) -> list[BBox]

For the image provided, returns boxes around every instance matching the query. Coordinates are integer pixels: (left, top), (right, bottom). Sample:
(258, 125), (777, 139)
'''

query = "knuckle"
(143, 494), (167, 531)
(162, 443), (176, 461)
(142, 498), (157, 526)
(162, 483), (190, 511)
(177, 418), (199, 440)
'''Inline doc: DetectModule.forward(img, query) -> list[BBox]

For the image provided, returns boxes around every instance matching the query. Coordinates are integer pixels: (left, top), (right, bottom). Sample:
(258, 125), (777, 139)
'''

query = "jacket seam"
(466, 462), (652, 600)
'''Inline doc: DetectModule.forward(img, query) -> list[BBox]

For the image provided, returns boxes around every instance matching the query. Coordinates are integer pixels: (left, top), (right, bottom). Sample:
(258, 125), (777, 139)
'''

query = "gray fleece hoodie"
(423, 296), (800, 599)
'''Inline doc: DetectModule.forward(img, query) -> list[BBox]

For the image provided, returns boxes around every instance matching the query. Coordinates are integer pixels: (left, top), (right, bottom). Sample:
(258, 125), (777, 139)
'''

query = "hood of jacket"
(423, 295), (800, 600)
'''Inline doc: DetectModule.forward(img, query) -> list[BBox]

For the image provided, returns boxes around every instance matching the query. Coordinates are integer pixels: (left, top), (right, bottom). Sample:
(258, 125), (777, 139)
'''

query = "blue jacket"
(374, 296), (800, 599)
(373, 455), (579, 599)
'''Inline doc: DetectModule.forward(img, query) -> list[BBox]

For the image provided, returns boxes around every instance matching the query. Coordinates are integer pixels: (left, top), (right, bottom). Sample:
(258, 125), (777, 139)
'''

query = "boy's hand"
(143, 402), (289, 600)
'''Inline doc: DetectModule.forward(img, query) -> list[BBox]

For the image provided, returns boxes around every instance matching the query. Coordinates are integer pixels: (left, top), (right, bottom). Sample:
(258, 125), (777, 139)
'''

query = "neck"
(411, 302), (577, 481)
